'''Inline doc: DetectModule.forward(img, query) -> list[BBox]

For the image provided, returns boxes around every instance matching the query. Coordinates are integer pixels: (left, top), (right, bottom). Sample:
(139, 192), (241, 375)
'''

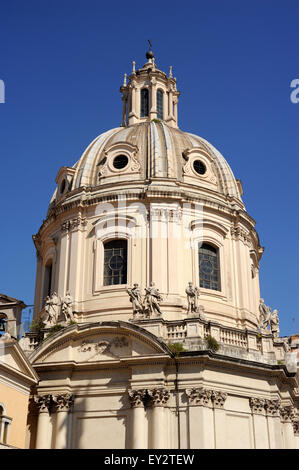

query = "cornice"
(36, 184), (260, 246)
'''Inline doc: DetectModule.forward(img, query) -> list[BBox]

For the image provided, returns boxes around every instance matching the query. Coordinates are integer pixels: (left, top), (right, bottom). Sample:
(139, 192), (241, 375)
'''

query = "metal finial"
(146, 39), (154, 61)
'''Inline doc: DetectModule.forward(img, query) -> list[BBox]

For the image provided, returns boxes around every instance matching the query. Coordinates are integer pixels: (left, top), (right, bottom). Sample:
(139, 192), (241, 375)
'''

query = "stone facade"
(16, 49), (299, 448)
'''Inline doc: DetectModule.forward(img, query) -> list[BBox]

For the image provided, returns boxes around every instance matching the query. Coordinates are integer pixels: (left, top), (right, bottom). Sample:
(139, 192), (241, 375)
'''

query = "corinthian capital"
(52, 393), (74, 412)
(280, 405), (296, 423)
(185, 387), (212, 407)
(128, 389), (147, 408)
(34, 394), (52, 412)
(264, 399), (281, 417)
(211, 391), (227, 408)
(249, 397), (266, 415)
(148, 388), (170, 406)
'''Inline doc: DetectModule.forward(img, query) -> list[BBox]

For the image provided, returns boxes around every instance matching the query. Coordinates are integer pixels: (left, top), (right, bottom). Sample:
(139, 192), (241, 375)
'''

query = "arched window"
(198, 243), (221, 291)
(0, 314), (7, 335)
(0, 404), (11, 445)
(157, 90), (164, 120)
(43, 260), (53, 305)
(140, 88), (149, 117)
(103, 240), (127, 286)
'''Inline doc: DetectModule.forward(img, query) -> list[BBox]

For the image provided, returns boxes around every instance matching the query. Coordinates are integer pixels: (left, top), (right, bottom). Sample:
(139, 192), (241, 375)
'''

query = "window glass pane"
(198, 243), (220, 291)
(103, 240), (127, 286)
(157, 90), (163, 120)
(141, 89), (149, 117)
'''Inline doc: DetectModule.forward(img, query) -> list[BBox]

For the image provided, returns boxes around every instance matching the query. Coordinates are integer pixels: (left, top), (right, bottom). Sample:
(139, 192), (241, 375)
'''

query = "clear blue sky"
(0, 0), (298, 336)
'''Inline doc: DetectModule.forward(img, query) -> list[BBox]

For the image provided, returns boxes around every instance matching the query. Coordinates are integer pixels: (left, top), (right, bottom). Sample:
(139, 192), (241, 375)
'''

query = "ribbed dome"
(60, 121), (242, 203)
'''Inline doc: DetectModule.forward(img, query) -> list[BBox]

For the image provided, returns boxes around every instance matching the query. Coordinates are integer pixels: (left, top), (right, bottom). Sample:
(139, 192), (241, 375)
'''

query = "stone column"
(249, 397), (269, 448)
(280, 405), (296, 449)
(148, 388), (170, 449)
(34, 395), (52, 449)
(168, 88), (173, 118)
(173, 98), (178, 126)
(53, 393), (74, 449)
(265, 399), (283, 448)
(150, 78), (157, 120)
(186, 388), (215, 449)
(212, 391), (227, 449)
(128, 389), (147, 449)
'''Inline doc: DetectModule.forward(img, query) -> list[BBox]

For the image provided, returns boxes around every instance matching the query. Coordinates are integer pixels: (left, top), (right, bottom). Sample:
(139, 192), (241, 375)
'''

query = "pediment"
(0, 294), (23, 306)
(29, 321), (171, 366)
(0, 338), (38, 384)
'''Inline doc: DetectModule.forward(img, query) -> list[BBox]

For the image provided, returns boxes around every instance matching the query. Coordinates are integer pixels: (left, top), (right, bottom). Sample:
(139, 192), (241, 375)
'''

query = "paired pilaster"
(33, 393), (74, 449)
(128, 389), (147, 449)
(249, 397), (297, 449)
(34, 395), (52, 449)
(52, 393), (74, 449)
(185, 387), (227, 449)
(280, 405), (297, 449)
(128, 387), (170, 449)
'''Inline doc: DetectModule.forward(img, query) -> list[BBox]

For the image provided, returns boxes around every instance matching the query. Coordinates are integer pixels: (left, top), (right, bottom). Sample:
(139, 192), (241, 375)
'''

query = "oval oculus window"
(113, 154), (129, 170)
(193, 159), (206, 175)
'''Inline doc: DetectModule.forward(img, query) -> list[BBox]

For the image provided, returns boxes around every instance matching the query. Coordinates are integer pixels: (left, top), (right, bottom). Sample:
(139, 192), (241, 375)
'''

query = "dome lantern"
(120, 45), (180, 128)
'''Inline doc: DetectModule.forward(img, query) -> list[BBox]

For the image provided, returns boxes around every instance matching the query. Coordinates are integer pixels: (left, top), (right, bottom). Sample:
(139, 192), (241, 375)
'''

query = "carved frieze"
(230, 225), (252, 247)
(77, 336), (129, 356)
(61, 216), (87, 233)
(78, 340), (111, 355)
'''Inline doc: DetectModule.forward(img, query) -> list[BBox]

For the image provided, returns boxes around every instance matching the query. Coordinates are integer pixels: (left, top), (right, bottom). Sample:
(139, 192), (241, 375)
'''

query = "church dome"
(37, 52), (262, 333)
(50, 122), (243, 209)
(50, 54), (243, 210)
(72, 122), (241, 199)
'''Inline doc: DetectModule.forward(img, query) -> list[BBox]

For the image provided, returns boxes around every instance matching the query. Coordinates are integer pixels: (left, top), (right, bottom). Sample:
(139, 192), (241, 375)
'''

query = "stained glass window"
(157, 90), (164, 120)
(198, 243), (220, 291)
(103, 240), (127, 286)
(141, 88), (149, 117)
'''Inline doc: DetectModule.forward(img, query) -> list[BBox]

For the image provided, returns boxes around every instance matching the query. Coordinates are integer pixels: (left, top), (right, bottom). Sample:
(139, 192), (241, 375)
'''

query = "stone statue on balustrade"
(270, 309), (280, 339)
(44, 292), (61, 327)
(127, 284), (143, 316)
(185, 282), (200, 315)
(258, 298), (271, 332)
(61, 292), (75, 322)
(144, 282), (163, 317)
(127, 281), (164, 318)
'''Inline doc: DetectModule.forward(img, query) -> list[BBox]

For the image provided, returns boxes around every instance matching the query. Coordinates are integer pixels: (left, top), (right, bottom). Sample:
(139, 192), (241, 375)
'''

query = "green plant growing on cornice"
(44, 323), (65, 340)
(67, 320), (77, 326)
(151, 118), (161, 123)
(205, 335), (220, 352)
(29, 318), (44, 343)
(30, 318), (44, 333)
(168, 342), (186, 357)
